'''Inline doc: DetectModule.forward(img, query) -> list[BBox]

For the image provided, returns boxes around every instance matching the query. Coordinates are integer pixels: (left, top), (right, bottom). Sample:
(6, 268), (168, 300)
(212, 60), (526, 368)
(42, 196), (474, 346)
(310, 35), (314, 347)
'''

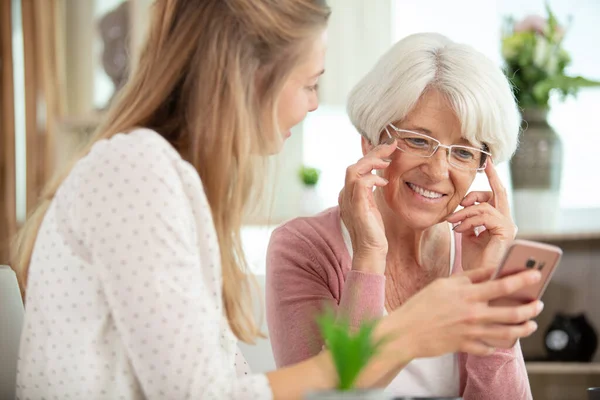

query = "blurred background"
(1, 1), (599, 399)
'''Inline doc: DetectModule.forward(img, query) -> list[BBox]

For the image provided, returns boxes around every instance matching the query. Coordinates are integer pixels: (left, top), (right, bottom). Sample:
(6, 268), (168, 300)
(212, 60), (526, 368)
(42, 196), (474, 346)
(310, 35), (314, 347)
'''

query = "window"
(302, 0), (600, 213)
(391, 0), (600, 209)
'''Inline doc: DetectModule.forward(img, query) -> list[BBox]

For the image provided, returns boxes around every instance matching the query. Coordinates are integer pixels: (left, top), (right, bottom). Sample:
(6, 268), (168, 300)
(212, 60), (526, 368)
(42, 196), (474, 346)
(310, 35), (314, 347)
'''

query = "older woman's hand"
(446, 160), (517, 272)
(379, 266), (543, 359)
(338, 138), (396, 274)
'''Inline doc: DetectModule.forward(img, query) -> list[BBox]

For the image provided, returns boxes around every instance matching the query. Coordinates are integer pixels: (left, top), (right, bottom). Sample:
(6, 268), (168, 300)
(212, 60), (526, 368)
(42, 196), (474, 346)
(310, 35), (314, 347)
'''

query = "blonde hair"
(13, 0), (330, 343)
(347, 32), (520, 163)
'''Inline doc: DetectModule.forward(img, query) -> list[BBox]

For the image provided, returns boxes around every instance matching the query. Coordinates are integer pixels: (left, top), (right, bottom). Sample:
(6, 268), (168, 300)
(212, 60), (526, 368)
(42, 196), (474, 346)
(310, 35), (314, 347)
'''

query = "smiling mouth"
(407, 182), (446, 199)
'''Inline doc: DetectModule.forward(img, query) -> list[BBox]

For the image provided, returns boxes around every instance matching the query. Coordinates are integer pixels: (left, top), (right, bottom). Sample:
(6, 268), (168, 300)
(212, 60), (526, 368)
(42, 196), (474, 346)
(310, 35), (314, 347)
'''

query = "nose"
(421, 147), (450, 181)
(308, 92), (319, 113)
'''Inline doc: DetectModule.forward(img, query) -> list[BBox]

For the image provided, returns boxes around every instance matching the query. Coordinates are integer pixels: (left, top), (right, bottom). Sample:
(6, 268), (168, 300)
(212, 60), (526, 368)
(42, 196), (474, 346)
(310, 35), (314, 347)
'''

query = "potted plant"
(304, 310), (465, 400)
(501, 3), (600, 231)
(304, 310), (388, 400)
(299, 165), (323, 216)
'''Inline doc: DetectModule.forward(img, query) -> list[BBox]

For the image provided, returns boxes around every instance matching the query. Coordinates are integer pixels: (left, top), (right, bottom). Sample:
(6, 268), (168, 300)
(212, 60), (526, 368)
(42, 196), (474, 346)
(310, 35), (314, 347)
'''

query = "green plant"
(299, 165), (321, 186)
(501, 3), (600, 109)
(316, 309), (385, 391)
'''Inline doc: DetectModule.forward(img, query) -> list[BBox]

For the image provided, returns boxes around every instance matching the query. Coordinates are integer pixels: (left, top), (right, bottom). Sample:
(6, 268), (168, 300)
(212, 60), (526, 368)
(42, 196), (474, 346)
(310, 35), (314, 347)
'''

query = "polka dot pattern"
(16, 129), (272, 399)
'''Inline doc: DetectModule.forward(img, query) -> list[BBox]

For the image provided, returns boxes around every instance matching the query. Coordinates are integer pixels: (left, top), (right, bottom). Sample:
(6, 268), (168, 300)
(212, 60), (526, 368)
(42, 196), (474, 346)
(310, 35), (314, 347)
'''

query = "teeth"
(408, 183), (443, 199)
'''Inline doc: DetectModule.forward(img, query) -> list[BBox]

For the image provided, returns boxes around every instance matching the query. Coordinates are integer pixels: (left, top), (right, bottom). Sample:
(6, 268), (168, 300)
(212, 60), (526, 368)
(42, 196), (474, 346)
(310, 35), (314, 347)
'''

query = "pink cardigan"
(266, 207), (532, 399)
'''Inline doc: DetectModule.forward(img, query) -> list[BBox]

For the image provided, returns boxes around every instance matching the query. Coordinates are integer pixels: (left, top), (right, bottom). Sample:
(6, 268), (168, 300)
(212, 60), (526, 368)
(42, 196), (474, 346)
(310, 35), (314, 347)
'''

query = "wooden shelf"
(517, 230), (600, 242)
(516, 208), (600, 242)
(526, 362), (600, 374)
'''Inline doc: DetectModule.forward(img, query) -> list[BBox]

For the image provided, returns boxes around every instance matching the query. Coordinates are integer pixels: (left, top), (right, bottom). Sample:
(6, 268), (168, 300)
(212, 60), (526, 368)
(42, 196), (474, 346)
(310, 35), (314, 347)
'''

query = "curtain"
(0, 0), (67, 265)
(0, 0), (17, 265)
(20, 0), (67, 212)
(318, 0), (394, 106)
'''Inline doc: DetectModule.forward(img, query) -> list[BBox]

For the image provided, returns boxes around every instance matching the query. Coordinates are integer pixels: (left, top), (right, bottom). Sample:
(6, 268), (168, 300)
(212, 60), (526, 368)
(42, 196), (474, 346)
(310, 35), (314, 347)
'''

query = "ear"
(361, 135), (375, 156)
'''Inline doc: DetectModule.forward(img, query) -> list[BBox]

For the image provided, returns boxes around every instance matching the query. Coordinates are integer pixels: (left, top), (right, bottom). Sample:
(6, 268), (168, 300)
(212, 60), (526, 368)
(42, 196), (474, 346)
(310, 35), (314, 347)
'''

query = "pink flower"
(514, 15), (548, 34)
(513, 14), (565, 39)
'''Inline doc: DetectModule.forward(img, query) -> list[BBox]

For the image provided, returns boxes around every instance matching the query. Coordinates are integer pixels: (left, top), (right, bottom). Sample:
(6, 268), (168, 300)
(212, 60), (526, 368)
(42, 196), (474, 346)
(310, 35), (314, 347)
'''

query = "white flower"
(533, 36), (550, 68)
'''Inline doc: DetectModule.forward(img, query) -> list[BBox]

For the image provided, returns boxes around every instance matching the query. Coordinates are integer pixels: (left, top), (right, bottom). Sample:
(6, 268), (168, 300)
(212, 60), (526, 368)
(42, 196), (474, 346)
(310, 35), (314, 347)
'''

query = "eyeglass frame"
(384, 123), (492, 172)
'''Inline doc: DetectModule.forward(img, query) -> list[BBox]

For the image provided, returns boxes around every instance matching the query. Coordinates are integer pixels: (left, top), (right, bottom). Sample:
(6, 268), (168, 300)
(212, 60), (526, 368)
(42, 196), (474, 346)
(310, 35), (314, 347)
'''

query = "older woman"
(266, 32), (531, 399)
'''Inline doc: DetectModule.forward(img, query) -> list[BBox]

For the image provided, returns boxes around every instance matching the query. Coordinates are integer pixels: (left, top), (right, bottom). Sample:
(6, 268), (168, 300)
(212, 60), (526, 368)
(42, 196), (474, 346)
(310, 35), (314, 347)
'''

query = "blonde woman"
(14, 1), (542, 399)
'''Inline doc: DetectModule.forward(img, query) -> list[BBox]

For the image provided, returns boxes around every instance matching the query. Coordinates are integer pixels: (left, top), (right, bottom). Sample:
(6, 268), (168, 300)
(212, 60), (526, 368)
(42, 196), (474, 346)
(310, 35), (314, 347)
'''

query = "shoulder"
(85, 128), (183, 175)
(270, 207), (343, 251)
(72, 128), (201, 196)
(63, 128), (204, 224)
(267, 207), (349, 274)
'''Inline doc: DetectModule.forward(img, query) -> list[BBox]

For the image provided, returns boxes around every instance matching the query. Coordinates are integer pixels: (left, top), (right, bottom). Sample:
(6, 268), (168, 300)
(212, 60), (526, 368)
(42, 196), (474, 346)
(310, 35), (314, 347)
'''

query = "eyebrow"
(310, 69), (325, 79)
(406, 125), (433, 135)
(404, 125), (476, 146)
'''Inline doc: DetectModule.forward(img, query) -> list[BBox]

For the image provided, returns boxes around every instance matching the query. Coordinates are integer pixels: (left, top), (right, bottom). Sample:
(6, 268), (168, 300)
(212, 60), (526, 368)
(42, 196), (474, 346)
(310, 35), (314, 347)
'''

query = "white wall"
(303, 0), (600, 213)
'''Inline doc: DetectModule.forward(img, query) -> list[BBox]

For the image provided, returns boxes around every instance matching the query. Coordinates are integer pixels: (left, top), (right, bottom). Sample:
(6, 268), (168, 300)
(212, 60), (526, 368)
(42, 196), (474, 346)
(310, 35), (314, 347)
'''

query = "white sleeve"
(75, 135), (272, 399)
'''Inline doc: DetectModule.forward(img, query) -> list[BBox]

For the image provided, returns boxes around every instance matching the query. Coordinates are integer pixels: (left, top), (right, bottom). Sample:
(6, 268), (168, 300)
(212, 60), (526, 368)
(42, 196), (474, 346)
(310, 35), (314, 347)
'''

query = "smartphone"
(489, 239), (563, 307)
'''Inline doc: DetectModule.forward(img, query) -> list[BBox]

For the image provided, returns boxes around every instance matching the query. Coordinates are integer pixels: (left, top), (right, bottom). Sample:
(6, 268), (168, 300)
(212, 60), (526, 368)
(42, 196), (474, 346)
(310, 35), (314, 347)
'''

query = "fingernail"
(538, 301), (545, 312)
(382, 158), (392, 163)
(382, 178), (389, 183)
(530, 320), (538, 330)
(382, 137), (395, 145)
(452, 224), (458, 231)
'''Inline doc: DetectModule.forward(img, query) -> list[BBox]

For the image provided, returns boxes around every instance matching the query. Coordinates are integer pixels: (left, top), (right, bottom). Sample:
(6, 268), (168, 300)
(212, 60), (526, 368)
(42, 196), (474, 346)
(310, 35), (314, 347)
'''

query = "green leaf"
(533, 75), (600, 102)
(316, 309), (387, 391)
(545, 2), (558, 37)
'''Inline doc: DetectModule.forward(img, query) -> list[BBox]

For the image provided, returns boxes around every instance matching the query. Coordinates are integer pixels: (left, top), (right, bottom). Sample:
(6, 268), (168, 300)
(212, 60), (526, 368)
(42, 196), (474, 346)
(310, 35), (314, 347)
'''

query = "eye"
(404, 137), (429, 148)
(454, 148), (476, 160)
(305, 83), (319, 92)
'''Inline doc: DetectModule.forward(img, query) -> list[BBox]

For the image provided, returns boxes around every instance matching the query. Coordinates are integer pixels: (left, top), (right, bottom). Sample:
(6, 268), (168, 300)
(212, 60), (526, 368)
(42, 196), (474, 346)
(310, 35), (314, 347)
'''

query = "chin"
(399, 211), (442, 230)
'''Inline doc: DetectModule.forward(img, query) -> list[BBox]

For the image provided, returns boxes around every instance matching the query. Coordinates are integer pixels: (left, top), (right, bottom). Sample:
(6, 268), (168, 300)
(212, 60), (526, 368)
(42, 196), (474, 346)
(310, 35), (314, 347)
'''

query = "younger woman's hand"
(378, 266), (543, 359)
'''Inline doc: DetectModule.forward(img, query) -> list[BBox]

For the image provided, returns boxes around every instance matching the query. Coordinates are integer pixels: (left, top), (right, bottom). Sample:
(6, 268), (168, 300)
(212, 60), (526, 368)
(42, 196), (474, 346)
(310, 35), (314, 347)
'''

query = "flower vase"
(509, 108), (563, 233)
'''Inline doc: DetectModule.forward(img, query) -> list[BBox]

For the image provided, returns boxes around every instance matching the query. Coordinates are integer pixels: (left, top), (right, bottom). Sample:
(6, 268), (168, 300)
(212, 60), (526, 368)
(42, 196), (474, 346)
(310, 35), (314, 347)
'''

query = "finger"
(461, 191), (493, 208)
(483, 300), (544, 325)
(473, 269), (542, 301)
(361, 137), (397, 164)
(346, 157), (391, 182)
(459, 340), (496, 357)
(351, 174), (389, 203)
(485, 160), (510, 216)
(357, 174), (389, 190)
(452, 216), (491, 234)
(447, 203), (496, 224)
(472, 320), (538, 347)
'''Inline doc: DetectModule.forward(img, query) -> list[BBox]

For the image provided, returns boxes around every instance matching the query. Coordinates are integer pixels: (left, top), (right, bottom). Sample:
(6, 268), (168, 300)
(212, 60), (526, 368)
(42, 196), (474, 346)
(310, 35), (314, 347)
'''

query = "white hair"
(347, 32), (521, 163)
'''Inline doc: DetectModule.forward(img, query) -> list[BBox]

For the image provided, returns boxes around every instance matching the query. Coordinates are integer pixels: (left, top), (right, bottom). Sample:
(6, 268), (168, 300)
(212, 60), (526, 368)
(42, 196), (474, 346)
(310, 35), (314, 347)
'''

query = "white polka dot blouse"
(16, 129), (272, 399)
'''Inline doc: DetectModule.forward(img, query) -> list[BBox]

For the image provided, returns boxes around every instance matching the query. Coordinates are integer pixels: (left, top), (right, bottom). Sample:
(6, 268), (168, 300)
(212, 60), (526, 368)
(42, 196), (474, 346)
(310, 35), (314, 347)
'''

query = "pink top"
(266, 206), (532, 399)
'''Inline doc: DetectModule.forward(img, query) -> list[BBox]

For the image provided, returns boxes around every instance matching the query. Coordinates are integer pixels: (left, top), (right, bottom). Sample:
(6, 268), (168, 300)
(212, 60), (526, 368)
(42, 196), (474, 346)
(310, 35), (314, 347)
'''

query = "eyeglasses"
(385, 124), (492, 171)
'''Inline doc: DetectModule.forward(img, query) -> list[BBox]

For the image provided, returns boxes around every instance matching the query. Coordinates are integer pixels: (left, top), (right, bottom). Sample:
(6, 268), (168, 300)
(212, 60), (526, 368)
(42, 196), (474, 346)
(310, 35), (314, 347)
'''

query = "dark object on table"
(588, 387), (600, 400)
(544, 313), (598, 362)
